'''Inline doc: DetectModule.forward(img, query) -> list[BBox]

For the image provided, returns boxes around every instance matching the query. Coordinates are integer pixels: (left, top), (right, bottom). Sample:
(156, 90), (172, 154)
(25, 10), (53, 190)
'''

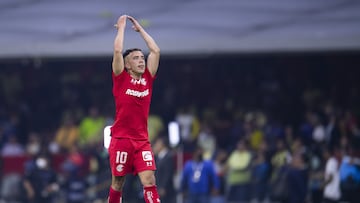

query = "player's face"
(126, 51), (146, 75)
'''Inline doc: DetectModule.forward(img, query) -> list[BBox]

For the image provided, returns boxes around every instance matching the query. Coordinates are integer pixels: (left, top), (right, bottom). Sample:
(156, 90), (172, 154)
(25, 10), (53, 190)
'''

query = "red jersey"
(111, 68), (155, 140)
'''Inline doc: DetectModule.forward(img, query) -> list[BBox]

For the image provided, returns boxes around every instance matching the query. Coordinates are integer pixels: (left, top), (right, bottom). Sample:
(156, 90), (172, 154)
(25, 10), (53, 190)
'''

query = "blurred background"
(1, 0), (360, 203)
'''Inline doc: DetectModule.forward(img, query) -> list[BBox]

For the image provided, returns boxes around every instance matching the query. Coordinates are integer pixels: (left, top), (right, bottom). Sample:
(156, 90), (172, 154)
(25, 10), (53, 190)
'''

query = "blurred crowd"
(0, 54), (360, 203)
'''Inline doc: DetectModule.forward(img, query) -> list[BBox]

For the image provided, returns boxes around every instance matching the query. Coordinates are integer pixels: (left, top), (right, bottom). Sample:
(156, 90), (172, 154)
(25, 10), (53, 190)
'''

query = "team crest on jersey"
(142, 151), (152, 161)
(116, 164), (124, 172)
(131, 78), (147, 85)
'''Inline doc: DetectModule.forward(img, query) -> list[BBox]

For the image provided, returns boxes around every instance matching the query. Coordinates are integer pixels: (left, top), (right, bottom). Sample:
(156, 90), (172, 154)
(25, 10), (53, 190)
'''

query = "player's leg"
(108, 175), (125, 203)
(133, 140), (161, 203)
(108, 138), (133, 203)
(138, 170), (161, 203)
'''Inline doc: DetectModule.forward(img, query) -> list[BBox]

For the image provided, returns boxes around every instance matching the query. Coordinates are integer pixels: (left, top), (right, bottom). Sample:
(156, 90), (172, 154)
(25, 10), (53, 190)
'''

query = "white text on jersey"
(125, 89), (149, 98)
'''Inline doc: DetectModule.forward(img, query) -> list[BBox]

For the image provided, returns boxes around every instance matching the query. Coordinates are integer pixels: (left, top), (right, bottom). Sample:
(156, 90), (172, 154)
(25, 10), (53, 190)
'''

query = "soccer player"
(108, 15), (161, 203)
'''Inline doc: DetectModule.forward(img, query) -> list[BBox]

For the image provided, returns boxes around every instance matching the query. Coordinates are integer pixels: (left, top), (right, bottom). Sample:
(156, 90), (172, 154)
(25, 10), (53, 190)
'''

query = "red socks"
(108, 187), (122, 203)
(108, 185), (160, 203)
(143, 185), (161, 203)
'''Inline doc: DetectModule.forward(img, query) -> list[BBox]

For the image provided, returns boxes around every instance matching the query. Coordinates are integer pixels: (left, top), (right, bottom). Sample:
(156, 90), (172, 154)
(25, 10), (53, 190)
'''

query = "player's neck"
(129, 71), (142, 80)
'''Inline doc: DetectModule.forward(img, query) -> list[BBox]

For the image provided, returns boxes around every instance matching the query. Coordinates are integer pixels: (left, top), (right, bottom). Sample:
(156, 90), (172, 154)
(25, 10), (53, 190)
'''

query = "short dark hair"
(123, 48), (142, 58)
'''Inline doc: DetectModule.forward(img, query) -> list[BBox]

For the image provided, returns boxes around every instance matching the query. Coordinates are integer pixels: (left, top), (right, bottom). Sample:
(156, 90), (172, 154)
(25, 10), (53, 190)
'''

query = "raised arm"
(127, 16), (160, 76)
(112, 15), (127, 76)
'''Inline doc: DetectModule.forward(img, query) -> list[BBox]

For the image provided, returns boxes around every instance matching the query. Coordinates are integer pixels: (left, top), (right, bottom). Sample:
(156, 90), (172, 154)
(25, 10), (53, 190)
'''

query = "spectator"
(0, 112), (20, 147)
(62, 170), (89, 203)
(25, 132), (41, 157)
(249, 111), (266, 151)
(78, 106), (105, 149)
(153, 136), (176, 203)
(287, 153), (309, 203)
(176, 106), (201, 151)
(197, 124), (216, 160)
(251, 141), (271, 202)
(312, 114), (326, 144)
(212, 149), (228, 203)
(181, 145), (220, 203)
(61, 145), (86, 176)
(308, 151), (324, 203)
(0, 173), (23, 203)
(148, 112), (164, 142)
(23, 153), (60, 203)
(224, 139), (252, 202)
(61, 150), (89, 203)
(269, 152), (309, 203)
(24, 132), (42, 173)
(324, 114), (341, 149)
(54, 113), (80, 152)
(323, 146), (342, 203)
(339, 148), (360, 203)
(271, 138), (291, 181)
(1, 135), (25, 157)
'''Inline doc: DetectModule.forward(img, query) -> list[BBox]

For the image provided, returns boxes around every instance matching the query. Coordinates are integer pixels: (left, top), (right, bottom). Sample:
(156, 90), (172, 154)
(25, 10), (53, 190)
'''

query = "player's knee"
(112, 176), (125, 191)
(140, 173), (156, 187)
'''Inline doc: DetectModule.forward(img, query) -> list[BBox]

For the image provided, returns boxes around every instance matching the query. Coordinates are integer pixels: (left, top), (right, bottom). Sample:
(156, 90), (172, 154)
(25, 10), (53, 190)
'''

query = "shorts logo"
(142, 151), (152, 161)
(116, 164), (124, 172)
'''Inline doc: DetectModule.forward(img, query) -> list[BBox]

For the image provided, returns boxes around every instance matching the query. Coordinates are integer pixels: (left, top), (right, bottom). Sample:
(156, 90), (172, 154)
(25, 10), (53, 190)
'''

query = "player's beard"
(136, 65), (145, 74)
(129, 66), (144, 77)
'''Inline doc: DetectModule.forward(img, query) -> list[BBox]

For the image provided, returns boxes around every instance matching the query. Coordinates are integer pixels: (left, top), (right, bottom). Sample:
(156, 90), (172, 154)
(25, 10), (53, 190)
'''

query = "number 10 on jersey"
(116, 151), (128, 164)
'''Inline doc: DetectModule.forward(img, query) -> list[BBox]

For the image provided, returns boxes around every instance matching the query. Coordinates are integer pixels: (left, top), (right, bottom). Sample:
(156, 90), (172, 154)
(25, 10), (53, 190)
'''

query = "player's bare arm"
(127, 15), (160, 76)
(112, 15), (127, 76)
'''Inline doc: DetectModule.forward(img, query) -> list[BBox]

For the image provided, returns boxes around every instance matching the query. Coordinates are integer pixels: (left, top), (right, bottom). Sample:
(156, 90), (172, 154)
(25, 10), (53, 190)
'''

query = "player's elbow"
(114, 42), (123, 54)
(151, 47), (160, 55)
(113, 49), (124, 61)
(114, 48), (122, 55)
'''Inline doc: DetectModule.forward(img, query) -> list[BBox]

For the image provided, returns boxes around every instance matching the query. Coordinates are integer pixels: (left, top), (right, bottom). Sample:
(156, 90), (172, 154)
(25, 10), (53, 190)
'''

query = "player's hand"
(115, 15), (127, 29)
(127, 15), (142, 32)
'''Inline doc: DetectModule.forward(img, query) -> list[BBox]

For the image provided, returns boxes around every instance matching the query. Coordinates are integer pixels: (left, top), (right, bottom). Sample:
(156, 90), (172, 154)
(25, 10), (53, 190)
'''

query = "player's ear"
(125, 64), (132, 71)
(124, 58), (129, 70)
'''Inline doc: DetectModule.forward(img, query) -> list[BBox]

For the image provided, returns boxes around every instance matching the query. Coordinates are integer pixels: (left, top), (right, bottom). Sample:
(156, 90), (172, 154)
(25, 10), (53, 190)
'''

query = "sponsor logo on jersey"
(125, 89), (149, 98)
(131, 78), (147, 85)
(142, 151), (153, 161)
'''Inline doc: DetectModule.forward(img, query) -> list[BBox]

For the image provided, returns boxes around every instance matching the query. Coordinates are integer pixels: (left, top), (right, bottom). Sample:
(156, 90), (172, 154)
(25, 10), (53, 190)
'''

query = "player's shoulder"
(144, 67), (156, 79)
(144, 67), (151, 76)
(113, 69), (129, 79)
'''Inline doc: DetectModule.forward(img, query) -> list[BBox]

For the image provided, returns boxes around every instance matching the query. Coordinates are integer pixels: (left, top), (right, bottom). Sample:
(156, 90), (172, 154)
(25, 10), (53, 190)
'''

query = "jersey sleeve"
(145, 67), (156, 81)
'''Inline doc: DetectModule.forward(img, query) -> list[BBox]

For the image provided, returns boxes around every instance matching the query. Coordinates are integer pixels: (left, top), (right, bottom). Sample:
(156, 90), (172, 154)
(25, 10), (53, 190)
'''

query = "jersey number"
(116, 151), (128, 164)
